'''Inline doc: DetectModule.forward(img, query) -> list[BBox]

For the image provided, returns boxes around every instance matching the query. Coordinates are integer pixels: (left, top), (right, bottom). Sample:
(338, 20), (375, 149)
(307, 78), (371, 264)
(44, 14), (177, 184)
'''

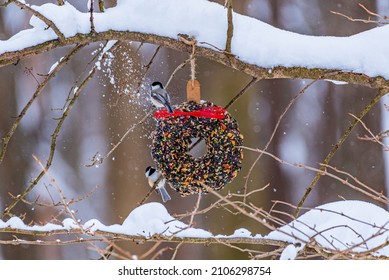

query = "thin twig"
(0, 44), (85, 162)
(323, 164), (387, 200)
(350, 113), (389, 151)
(138, 173), (164, 206)
(135, 45), (162, 95)
(294, 87), (389, 217)
(98, 0), (104, 12)
(241, 146), (389, 205)
(225, 0), (233, 54)
(139, 242), (162, 259)
(188, 193), (202, 227)
(171, 242), (184, 260)
(243, 78), (321, 203)
(89, 0), (96, 33)
(150, 246), (172, 260)
(86, 109), (154, 167)
(165, 58), (191, 89)
(331, 4), (389, 25)
(31, 155), (82, 229)
(2, 42), (115, 217)
(1, 66), (96, 219)
(224, 77), (259, 109)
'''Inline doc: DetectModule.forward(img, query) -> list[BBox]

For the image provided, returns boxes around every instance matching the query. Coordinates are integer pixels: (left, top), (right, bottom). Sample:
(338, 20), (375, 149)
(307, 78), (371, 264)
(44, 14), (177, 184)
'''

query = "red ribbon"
(154, 106), (226, 119)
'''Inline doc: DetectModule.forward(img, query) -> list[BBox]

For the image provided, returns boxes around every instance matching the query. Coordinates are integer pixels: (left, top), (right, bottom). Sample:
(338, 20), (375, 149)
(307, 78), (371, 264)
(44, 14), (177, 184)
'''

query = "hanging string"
(178, 34), (197, 88)
(190, 40), (196, 89)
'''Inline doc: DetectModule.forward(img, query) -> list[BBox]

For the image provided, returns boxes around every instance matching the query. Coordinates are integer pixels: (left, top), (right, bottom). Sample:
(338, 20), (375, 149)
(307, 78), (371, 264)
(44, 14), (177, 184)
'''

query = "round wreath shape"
(151, 101), (243, 195)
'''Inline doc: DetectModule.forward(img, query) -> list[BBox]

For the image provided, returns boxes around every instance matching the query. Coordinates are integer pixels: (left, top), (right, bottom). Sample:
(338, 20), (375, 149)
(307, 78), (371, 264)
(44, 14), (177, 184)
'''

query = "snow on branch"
(1, 0), (389, 261)
(1, 0), (389, 89)
(1, 201), (389, 259)
(11, 0), (65, 40)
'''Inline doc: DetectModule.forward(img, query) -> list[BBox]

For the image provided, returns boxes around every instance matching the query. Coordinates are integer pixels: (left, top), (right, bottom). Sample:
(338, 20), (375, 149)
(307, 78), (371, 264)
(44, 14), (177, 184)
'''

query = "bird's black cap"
(151, 81), (163, 88)
(145, 166), (156, 176)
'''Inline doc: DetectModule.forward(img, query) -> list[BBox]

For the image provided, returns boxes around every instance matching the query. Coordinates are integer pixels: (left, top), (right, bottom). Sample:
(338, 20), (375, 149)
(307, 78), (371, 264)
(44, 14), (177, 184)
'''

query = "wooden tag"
(186, 80), (200, 103)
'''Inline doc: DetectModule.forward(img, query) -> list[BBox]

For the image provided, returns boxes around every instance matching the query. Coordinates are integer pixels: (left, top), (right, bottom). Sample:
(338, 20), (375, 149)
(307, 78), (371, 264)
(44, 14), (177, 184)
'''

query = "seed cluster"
(151, 101), (243, 195)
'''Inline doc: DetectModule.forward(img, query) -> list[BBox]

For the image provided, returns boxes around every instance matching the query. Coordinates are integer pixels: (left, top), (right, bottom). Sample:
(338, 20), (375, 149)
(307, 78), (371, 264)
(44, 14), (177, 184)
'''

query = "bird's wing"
(151, 92), (169, 105)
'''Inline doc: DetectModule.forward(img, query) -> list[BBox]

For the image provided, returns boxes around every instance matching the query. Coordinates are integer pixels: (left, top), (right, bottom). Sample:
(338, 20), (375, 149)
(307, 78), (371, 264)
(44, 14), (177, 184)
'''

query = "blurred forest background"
(0, 0), (388, 259)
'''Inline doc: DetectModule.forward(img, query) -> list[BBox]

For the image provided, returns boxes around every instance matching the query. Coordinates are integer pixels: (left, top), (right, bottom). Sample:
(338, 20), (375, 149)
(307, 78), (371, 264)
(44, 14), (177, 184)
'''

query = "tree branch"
(0, 226), (287, 247)
(1, 31), (389, 89)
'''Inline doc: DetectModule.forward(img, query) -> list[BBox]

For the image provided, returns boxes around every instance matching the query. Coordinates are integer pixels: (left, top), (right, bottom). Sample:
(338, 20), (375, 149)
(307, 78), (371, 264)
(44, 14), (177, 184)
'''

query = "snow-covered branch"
(1, 0), (389, 261)
(1, 0), (389, 89)
(1, 201), (389, 259)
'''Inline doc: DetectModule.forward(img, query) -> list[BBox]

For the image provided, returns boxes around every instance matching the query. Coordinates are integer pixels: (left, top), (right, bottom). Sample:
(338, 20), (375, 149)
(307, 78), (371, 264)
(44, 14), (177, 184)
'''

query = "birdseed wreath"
(151, 100), (243, 195)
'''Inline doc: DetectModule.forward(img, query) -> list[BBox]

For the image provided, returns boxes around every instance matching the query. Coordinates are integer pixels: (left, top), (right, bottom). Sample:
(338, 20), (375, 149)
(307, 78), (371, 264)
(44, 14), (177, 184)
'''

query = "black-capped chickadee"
(150, 81), (174, 113)
(145, 166), (171, 202)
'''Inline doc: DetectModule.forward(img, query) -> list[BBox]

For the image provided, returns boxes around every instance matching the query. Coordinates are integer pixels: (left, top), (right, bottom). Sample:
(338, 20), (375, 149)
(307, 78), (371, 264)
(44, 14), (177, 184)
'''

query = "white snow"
(267, 200), (389, 258)
(280, 244), (300, 260)
(0, 0), (389, 260)
(1, 0), (389, 79)
(1, 200), (389, 259)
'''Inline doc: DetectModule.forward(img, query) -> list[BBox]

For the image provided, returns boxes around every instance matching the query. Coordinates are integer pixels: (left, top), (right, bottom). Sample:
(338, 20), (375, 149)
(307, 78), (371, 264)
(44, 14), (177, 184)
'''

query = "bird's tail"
(165, 102), (174, 114)
(159, 186), (171, 202)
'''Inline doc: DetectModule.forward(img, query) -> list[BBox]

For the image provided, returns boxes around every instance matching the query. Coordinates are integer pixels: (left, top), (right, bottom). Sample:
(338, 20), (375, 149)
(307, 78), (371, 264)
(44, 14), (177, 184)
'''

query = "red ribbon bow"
(154, 106), (226, 119)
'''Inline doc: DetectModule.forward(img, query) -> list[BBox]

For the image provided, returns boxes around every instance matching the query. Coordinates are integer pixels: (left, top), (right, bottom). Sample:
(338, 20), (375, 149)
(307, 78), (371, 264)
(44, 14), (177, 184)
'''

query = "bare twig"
(165, 58), (191, 89)
(295, 87), (389, 217)
(331, 4), (389, 25)
(32, 155), (82, 229)
(134, 45), (162, 95)
(241, 146), (389, 205)
(19, 185), (98, 209)
(189, 193), (202, 227)
(225, 0), (233, 54)
(171, 242), (184, 260)
(243, 77), (325, 202)
(358, 3), (389, 20)
(350, 113), (389, 151)
(89, 0), (96, 33)
(0, 44), (85, 162)
(98, 0), (104, 12)
(86, 109), (154, 167)
(1, 64), (96, 219)
(224, 77), (259, 109)
(138, 172), (165, 206)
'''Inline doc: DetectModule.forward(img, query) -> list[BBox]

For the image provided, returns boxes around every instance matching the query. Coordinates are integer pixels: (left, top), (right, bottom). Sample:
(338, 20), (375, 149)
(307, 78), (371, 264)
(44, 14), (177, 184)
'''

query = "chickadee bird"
(150, 81), (174, 113)
(145, 166), (171, 203)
